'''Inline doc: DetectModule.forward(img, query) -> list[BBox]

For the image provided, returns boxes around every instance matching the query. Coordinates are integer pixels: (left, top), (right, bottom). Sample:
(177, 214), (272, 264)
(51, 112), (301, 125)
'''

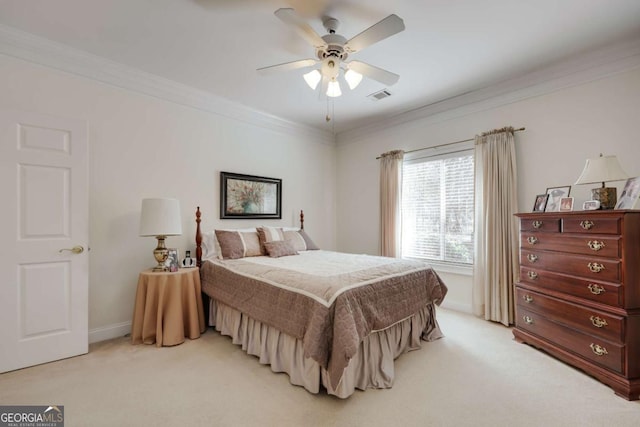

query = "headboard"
(194, 207), (305, 267)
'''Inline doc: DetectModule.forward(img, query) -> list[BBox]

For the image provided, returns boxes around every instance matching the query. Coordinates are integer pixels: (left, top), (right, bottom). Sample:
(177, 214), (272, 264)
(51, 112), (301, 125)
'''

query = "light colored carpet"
(1, 308), (639, 427)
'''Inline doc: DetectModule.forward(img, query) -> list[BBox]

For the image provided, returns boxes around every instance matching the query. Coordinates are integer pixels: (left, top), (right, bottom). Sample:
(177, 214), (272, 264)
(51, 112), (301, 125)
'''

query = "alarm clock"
(583, 200), (601, 211)
(181, 250), (196, 268)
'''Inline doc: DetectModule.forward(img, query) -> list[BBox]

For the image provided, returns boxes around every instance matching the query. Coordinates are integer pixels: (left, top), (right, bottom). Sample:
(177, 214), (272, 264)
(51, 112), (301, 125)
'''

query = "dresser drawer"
(521, 232), (621, 258)
(520, 217), (560, 233)
(521, 250), (621, 282)
(516, 288), (623, 343)
(519, 267), (622, 307)
(516, 307), (623, 374)
(562, 217), (621, 234)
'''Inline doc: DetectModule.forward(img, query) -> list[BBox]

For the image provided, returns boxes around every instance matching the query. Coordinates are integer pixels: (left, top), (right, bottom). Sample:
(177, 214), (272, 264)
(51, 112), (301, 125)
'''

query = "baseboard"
(89, 321), (131, 344)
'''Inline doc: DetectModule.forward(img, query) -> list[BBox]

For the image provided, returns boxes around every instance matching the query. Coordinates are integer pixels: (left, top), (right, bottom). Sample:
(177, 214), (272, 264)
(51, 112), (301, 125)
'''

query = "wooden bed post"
(195, 206), (210, 326)
(300, 210), (304, 230)
(195, 206), (202, 267)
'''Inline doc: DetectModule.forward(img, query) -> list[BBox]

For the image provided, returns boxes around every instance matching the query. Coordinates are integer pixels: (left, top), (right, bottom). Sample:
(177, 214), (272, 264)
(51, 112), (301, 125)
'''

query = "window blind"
(401, 151), (474, 264)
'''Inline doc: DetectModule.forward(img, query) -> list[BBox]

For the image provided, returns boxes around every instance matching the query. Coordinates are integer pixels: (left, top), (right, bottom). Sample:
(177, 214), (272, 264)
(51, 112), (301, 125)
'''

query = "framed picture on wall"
(532, 194), (549, 212)
(220, 172), (282, 219)
(544, 186), (571, 212)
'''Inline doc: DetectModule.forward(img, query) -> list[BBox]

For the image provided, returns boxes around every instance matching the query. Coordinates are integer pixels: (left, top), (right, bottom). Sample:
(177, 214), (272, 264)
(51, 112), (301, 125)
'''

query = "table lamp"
(574, 154), (629, 209)
(139, 198), (182, 271)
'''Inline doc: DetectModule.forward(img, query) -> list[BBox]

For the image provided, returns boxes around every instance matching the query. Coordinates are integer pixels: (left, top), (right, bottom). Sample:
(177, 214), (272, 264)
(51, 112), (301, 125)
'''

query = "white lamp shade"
(344, 69), (363, 90)
(139, 198), (182, 236)
(574, 155), (629, 185)
(303, 70), (322, 90)
(327, 80), (342, 97)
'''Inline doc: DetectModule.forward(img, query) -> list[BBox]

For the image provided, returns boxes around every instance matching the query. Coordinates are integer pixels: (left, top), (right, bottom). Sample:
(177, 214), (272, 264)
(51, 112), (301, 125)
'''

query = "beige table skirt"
(131, 268), (206, 347)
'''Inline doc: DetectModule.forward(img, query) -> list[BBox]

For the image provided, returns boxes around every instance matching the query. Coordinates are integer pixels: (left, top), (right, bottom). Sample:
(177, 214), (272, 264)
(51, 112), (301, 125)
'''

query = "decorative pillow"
(256, 226), (285, 251)
(263, 240), (299, 258)
(213, 227), (259, 259)
(215, 230), (262, 259)
(283, 229), (319, 251)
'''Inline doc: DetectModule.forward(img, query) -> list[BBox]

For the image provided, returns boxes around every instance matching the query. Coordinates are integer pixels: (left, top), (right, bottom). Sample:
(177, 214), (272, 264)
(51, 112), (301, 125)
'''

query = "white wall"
(336, 67), (640, 313)
(0, 55), (337, 341)
(2, 48), (638, 338)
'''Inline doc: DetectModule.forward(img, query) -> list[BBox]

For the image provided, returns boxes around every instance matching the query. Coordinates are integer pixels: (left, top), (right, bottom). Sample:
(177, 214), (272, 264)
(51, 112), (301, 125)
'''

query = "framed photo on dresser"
(615, 177), (640, 209)
(559, 197), (574, 212)
(544, 186), (571, 212)
(532, 194), (549, 212)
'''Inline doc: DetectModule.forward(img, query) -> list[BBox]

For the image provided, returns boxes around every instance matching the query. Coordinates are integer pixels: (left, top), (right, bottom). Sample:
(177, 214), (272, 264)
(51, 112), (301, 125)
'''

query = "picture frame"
(220, 172), (282, 219)
(532, 194), (549, 212)
(544, 186), (571, 212)
(559, 197), (574, 212)
(615, 177), (640, 210)
(165, 248), (179, 272)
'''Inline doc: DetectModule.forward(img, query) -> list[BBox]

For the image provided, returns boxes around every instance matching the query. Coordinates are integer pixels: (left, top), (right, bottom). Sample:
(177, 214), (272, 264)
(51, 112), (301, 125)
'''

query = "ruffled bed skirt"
(209, 299), (443, 398)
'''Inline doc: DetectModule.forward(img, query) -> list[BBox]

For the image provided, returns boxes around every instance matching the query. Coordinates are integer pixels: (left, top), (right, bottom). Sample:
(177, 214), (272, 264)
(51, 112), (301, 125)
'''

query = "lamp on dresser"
(574, 154), (629, 209)
(139, 198), (182, 271)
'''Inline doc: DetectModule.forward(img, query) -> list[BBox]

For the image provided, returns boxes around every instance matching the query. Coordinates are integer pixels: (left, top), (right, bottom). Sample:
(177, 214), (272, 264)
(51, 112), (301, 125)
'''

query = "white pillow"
(201, 231), (218, 261)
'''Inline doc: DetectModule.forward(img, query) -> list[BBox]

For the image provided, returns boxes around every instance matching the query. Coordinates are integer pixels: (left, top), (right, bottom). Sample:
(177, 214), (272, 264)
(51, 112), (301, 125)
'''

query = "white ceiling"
(1, 0), (639, 135)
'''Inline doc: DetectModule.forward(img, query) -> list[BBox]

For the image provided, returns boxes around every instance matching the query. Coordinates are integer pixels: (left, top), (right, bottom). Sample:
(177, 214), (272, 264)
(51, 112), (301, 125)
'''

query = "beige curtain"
(473, 127), (519, 326)
(379, 150), (404, 257)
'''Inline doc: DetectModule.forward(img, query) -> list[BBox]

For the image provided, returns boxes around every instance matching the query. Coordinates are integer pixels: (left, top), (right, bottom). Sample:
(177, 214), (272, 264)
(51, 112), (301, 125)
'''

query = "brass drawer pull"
(587, 240), (605, 251)
(527, 271), (538, 280)
(590, 316), (608, 328)
(527, 254), (539, 263)
(523, 315), (534, 325)
(527, 236), (538, 245)
(590, 343), (608, 356)
(587, 284), (605, 295)
(588, 262), (605, 273)
(532, 220), (543, 229)
(523, 294), (533, 303)
(580, 220), (594, 230)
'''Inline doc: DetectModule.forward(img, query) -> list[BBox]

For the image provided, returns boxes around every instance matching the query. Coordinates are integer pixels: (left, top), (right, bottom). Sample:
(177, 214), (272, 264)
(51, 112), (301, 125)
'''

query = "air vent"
(368, 90), (392, 101)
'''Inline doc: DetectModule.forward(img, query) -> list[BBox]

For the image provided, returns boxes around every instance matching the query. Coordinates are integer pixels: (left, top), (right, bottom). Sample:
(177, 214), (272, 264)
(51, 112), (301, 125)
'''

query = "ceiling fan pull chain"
(326, 97), (331, 122)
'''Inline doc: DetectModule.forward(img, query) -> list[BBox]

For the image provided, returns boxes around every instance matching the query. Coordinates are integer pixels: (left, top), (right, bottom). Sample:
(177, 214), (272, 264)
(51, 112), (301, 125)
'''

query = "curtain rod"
(376, 127), (525, 159)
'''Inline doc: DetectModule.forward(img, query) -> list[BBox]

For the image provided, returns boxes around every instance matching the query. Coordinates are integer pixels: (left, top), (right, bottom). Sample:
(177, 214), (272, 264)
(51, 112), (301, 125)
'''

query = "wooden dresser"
(513, 210), (640, 400)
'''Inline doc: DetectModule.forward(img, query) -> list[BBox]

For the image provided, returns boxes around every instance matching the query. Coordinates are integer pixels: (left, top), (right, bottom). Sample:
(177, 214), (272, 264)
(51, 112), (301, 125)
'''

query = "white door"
(0, 110), (88, 373)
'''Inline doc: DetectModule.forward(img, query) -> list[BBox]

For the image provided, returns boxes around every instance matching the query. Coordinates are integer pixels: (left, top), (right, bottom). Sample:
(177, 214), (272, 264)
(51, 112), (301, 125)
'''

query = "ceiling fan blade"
(345, 14), (405, 53)
(348, 61), (399, 86)
(257, 59), (318, 74)
(274, 8), (327, 49)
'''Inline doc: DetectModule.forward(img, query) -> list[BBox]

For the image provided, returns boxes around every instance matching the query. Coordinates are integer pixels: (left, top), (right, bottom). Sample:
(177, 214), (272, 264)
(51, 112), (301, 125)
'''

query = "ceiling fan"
(258, 8), (405, 98)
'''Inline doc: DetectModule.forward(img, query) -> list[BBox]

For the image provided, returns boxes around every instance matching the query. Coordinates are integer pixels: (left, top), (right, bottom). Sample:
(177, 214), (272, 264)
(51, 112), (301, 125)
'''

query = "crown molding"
(3, 23), (638, 148)
(0, 24), (335, 145)
(336, 37), (640, 144)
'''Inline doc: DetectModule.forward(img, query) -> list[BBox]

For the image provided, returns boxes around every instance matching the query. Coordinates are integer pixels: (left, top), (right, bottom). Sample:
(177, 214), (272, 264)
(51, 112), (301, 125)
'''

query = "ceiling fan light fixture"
(344, 69), (363, 90)
(327, 80), (342, 97)
(303, 69), (322, 90)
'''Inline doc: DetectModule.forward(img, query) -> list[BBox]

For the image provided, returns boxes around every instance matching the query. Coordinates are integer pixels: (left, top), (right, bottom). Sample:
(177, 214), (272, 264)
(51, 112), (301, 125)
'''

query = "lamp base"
(591, 187), (617, 210)
(152, 235), (169, 272)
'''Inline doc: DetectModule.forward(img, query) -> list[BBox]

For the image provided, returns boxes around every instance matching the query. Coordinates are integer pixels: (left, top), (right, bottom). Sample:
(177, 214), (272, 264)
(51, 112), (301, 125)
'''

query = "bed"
(195, 208), (447, 398)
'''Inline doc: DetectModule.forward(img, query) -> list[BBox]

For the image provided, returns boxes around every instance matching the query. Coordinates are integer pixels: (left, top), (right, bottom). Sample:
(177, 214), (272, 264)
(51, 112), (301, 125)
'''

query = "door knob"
(59, 245), (84, 254)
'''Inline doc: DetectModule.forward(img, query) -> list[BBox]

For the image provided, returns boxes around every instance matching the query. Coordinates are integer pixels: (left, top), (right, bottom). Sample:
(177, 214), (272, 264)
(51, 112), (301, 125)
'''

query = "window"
(401, 149), (474, 265)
